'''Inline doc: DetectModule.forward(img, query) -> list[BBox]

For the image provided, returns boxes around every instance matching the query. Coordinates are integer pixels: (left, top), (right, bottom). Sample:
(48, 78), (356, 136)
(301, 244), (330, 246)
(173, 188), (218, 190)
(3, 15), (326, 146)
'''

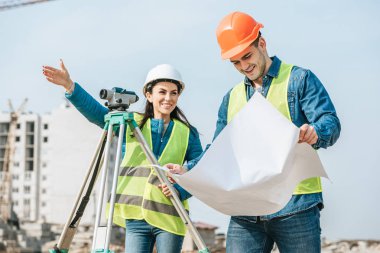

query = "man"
(212, 12), (341, 252)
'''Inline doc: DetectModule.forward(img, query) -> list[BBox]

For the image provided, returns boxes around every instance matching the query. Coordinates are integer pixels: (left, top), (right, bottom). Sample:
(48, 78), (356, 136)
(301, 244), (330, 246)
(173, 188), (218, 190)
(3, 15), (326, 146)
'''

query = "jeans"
(125, 219), (184, 253)
(226, 206), (321, 253)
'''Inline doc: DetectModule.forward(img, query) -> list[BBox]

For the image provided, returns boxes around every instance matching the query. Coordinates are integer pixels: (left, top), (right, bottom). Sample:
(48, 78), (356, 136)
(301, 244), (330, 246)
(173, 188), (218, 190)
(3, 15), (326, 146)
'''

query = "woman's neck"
(153, 114), (170, 124)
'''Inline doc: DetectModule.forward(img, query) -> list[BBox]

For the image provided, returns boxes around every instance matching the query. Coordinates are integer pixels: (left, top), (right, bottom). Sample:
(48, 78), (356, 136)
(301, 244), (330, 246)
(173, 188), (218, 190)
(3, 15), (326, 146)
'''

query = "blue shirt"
(65, 83), (203, 201)
(191, 56), (341, 219)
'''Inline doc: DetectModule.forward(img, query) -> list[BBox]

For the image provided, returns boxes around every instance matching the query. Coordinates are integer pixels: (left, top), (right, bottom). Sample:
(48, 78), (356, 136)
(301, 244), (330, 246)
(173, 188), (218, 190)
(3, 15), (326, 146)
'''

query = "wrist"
(182, 165), (189, 173)
(65, 81), (75, 94)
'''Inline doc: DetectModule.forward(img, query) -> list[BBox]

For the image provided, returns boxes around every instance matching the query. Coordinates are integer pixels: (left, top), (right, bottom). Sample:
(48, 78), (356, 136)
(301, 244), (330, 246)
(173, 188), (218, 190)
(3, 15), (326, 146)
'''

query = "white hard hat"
(143, 64), (185, 96)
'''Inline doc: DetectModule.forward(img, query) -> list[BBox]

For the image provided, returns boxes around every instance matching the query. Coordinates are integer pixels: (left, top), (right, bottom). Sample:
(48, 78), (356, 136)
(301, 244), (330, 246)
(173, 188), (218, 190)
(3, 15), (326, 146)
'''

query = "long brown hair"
(139, 81), (192, 129)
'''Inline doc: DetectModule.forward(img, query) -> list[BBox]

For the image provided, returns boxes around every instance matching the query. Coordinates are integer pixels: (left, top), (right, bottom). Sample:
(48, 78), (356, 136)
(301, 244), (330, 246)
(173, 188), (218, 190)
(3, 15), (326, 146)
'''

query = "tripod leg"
(131, 124), (209, 252)
(92, 124), (114, 251)
(104, 122), (125, 250)
(53, 129), (107, 251)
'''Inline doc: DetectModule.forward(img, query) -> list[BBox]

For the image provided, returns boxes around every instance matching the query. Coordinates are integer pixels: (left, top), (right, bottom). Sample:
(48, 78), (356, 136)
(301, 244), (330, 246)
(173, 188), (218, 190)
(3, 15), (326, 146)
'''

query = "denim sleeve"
(184, 126), (203, 167)
(298, 70), (341, 149)
(212, 91), (230, 141)
(65, 83), (109, 129)
(173, 126), (203, 201)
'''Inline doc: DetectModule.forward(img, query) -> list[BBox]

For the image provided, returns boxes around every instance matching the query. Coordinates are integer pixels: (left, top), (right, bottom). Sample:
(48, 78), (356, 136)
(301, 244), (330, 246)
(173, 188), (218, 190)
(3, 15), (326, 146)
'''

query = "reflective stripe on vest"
(111, 113), (190, 236)
(227, 62), (322, 195)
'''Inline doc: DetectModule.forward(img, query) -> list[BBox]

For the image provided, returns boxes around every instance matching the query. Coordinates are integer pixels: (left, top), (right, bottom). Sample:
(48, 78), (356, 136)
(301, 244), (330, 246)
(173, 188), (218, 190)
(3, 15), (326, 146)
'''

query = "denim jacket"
(191, 56), (341, 220)
(65, 83), (203, 201)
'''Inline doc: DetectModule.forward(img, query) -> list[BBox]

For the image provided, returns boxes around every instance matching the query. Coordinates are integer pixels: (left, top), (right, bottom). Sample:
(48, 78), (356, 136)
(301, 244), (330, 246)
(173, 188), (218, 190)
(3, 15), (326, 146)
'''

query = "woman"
(42, 60), (202, 253)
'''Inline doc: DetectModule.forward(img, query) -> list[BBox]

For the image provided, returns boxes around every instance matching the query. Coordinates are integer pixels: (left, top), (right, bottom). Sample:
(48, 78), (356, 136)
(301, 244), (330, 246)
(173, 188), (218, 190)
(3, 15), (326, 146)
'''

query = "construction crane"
(0, 98), (27, 227)
(0, 0), (55, 11)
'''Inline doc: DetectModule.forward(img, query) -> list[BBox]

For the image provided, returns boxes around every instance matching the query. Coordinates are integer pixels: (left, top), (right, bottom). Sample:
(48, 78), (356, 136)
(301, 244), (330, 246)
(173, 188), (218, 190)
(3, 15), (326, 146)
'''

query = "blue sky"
(1, 0), (379, 240)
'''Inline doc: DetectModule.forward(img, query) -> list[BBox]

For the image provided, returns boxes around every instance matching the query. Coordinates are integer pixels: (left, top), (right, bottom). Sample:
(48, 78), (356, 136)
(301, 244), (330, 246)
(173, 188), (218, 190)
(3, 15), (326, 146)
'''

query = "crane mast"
(0, 0), (55, 11)
(0, 99), (27, 225)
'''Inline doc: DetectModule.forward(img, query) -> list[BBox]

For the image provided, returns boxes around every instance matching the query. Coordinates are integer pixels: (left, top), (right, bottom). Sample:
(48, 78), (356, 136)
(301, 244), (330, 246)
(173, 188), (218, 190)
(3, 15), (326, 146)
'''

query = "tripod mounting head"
(99, 87), (139, 110)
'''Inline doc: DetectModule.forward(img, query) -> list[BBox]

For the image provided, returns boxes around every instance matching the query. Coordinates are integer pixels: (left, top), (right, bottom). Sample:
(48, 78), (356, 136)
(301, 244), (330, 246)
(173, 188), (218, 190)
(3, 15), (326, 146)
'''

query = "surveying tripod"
(49, 90), (210, 253)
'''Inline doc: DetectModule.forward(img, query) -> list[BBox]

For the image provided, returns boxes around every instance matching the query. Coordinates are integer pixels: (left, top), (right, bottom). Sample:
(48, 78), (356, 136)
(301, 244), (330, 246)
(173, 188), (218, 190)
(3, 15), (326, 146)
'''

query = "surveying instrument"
(49, 87), (210, 253)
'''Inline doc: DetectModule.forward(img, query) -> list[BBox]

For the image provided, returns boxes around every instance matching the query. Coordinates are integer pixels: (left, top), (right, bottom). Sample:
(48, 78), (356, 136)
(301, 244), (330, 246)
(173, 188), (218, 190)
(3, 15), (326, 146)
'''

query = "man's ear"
(258, 37), (266, 50)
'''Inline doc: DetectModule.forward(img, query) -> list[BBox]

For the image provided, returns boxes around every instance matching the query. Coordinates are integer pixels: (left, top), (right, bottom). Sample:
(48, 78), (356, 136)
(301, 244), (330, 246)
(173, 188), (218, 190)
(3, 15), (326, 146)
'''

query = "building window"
(0, 136), (7, 145)
(14, 162), (19, 167)
(0, 123), (9, 133)
(26, 148), (34, 158)
(12, 188), (19, 193)
(16, 123), (21, 129)
(15, 136), (20, 142)
(13, 200), (18, 206)
(42, 175), (47, 181)
(43, 124), (48, 130)
(24, 186), (31, 194)
(43, 137), (48, 143)
(26, 135), (34, 145)
(25, 171), (32, 180)
(26, 161), (34, 171)
(42, 162), (47, 168)
(24, 199), (30, 205)
(26, 122), (34, 132)
(42, 188), (46, 194)
(41, 202), (46, 207)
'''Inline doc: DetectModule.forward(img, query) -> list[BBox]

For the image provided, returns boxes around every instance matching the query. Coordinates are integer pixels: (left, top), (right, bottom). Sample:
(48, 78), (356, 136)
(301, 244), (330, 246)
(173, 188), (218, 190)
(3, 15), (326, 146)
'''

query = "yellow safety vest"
(227, 62), (322, 195)
(111, 113), (190, 236)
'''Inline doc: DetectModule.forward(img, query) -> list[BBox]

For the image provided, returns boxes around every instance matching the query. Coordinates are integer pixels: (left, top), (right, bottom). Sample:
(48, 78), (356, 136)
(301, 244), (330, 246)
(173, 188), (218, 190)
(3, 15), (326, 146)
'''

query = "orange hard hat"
(216, 12), (264, 60)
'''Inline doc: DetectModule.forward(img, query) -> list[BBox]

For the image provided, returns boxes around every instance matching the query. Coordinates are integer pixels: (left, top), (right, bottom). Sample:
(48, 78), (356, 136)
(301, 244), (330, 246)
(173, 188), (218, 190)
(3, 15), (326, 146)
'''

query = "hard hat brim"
(143, 79), (185, 97)
(221, 40), (255, 60)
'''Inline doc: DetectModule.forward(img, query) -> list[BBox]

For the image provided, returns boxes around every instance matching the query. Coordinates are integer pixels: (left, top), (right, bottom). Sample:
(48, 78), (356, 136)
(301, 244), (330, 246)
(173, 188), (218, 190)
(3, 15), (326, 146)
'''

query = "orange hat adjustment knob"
(216, 12), (264, 60)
